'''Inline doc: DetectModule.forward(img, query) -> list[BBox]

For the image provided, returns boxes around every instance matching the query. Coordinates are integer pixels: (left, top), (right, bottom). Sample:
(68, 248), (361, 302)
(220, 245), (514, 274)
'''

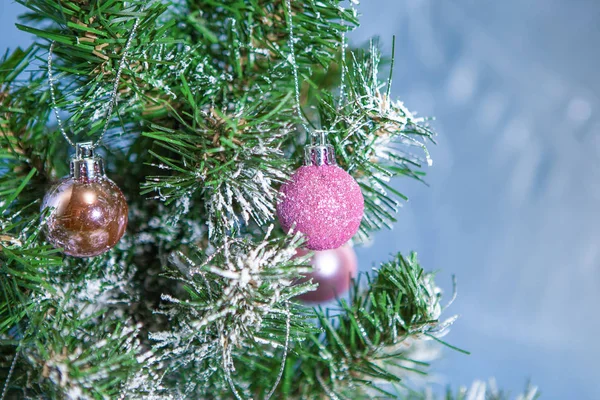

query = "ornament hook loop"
(70, 142), (105, 182)
(76, 141), (94, 159)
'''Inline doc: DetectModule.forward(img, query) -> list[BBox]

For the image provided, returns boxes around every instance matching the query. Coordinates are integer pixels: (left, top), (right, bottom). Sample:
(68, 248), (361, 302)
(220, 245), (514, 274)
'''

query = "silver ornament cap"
(70, 142), (105, 182)
(304, 144), (337, 166)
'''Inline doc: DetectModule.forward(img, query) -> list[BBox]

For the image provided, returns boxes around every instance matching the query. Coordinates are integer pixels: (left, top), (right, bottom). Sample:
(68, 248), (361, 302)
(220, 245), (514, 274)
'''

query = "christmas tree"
(0, 1), (538, 399)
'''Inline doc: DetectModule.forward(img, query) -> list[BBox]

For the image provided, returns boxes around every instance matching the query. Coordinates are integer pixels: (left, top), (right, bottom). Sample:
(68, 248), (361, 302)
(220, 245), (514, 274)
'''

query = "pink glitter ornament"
(296, 245), (358, 303)
(277, 144), (364, 250)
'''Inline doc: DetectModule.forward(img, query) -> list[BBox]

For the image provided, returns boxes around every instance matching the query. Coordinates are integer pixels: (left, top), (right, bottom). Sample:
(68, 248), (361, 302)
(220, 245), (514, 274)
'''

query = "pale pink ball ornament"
(295, 245), (358, 303)
(277, 144), (364, 250)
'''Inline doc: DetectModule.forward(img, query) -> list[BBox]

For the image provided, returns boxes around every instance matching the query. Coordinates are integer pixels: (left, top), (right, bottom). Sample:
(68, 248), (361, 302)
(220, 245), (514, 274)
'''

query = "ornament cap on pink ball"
(277, 144), (364, 250)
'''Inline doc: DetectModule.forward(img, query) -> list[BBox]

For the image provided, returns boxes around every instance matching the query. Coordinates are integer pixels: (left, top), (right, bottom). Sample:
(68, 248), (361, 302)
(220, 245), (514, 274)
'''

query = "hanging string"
(47, 40), (74, 147)
(285, 0), (353, 146)
(0, 348), (19, 400)
(338, 21), (347, 109)
(47, 17), (140, 149)
(221, 327), (244, 400)
(264, 302), (292, 400)
(284, 0), (312, 138)
(0, 320), (29, 400)
(332, 12), (348, 139)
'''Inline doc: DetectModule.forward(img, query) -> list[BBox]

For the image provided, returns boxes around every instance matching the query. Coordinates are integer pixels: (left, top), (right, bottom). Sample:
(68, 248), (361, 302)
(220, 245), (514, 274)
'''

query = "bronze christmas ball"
(42, 176), (128, 258)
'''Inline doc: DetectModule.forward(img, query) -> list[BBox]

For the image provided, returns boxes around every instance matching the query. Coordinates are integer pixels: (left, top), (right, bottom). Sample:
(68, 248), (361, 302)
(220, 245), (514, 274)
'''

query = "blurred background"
(1, 0), (599, 398)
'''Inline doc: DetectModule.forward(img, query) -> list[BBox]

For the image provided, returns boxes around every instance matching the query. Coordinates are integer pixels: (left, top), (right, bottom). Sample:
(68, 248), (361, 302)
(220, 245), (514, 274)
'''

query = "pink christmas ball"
(296, 246), (358, 303)
(277, 165), (364, 250)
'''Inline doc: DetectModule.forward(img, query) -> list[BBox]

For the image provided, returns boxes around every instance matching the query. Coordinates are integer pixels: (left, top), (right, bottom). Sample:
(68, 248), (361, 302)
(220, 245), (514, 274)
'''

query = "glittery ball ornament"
(42, 142), (128, 258)
(296, 245), (358, 303)
(277, 144), (364, 250)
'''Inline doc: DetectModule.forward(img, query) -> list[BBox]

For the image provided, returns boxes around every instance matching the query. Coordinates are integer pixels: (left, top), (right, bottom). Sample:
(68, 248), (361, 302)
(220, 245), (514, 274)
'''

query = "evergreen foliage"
(0, 1), (479, 398)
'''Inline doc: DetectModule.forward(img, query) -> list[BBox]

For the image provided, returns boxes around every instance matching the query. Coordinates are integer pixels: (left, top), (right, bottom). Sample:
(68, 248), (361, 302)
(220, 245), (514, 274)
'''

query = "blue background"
(2, 1), (599, 398)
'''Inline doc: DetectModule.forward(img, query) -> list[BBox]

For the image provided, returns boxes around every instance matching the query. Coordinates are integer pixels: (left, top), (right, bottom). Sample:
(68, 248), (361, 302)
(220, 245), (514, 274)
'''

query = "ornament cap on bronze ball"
(69, 141), (106, 181)
(277, 142), (365, 251)
(42, 142), (128, 258)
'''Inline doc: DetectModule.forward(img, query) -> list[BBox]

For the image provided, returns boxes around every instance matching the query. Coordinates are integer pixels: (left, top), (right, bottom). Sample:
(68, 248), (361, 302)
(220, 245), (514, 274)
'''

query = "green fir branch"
(127, 229), (317, 399)
(281, 252), (459, 399)
(0, 1), (480, 399)
(312, 40), (436, 242)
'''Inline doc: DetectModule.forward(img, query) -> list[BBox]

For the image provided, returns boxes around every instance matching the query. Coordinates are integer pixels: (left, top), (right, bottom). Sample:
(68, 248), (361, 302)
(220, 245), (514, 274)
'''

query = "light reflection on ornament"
(90, 208), (102, 220)
(82, 190), (97, 205)
(314, 251), (340, 277)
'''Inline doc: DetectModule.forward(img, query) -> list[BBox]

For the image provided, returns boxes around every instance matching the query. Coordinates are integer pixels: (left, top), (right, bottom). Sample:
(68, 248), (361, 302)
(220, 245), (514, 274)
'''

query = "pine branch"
(406, 379), (540, 400)
(0, 157), (62, 340)
(1, 47), (58, 204)
(281, 252), (459, 399)
(311, 41), (436, 242)
(15, 0), (172, 153)
(0, 1), (476, 399)
(7, 296), (148, 399)
(139, 0), (358, 241)
(141, 95), (295, 239)
(124, 228), (317, 399)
